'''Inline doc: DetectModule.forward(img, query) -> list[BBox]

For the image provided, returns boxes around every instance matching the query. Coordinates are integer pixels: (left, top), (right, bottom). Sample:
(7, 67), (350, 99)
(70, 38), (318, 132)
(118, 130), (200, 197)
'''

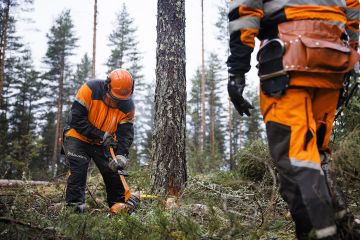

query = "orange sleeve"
(345, 0), (359, 47)
(75, 83), (92, 109)
(228, 0), (263, 74)
(122, 110), (135, 124)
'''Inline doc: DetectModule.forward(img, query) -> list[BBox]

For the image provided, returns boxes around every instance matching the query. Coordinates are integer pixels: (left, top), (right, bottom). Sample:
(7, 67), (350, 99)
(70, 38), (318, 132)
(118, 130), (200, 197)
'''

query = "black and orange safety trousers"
(64, 136), (125, 207)
(260, 87), (340, 239)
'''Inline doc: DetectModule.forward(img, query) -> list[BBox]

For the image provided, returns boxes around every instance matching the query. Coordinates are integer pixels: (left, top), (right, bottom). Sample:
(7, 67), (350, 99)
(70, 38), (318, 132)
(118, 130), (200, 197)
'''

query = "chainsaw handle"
(109, 146), (131, 201)
(109, 147), (117, 160)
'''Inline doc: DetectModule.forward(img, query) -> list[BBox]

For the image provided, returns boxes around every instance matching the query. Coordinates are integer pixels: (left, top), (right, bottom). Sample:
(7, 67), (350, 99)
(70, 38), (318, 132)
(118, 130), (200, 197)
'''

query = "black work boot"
(67, 202), (86, 213)
(320, 153), (350, 220)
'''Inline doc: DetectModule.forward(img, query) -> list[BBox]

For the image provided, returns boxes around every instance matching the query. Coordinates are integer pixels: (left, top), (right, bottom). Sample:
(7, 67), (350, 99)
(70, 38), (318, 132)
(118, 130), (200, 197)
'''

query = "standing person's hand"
(227, 75), (254, 116)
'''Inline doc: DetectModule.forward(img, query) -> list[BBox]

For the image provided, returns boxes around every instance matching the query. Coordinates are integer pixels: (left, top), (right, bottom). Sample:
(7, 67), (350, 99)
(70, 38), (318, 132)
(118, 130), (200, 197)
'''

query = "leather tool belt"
(257, 20), (360, 97)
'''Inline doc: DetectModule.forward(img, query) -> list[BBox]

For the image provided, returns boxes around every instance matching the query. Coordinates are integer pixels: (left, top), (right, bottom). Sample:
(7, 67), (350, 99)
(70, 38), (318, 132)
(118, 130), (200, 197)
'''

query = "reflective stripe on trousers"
(260, 88), (340, 239)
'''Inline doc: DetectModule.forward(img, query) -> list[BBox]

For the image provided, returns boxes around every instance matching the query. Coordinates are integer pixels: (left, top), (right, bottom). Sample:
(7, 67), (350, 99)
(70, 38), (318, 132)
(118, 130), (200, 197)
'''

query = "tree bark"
(51, 55), (65, 176)
(151, 0), (187, 197)
(0, 0), (10, 107)
(91, 0), (97, 79)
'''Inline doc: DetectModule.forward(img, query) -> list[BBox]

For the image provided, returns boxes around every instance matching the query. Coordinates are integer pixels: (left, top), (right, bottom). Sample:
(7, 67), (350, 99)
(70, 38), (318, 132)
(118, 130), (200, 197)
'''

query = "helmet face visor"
(103, 91), (122, 108)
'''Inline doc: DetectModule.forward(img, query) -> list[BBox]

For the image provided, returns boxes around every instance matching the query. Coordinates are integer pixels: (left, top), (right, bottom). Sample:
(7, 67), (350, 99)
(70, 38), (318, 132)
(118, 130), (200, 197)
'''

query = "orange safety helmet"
(107, 69), (134, 100)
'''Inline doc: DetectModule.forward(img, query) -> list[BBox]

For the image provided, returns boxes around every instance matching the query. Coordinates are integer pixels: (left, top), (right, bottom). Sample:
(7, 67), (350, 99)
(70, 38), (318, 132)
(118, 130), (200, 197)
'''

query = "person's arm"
(345, 0), (359, 50)
(69, 83), (105, 140)
(227, 0), (264, 75)
(115, 111), (135, 157)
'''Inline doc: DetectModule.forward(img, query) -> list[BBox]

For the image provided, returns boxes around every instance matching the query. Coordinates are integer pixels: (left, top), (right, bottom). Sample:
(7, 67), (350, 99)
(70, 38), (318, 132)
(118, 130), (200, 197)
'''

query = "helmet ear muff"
(105, 76), (111, 91)
(106, 76), (111, 84)
(131, 78), (135, 94)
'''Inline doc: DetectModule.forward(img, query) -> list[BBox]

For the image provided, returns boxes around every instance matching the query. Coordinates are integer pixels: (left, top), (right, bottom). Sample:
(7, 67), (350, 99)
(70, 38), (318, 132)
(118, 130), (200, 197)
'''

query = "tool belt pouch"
(257, 39), (289, 97)
(278, 20), (360, 74)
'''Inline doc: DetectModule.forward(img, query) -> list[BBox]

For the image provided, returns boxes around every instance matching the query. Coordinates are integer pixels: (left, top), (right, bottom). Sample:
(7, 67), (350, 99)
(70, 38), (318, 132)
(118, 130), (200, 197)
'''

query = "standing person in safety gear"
(63, 68), (135, 213)
(227, 0), (359, 239)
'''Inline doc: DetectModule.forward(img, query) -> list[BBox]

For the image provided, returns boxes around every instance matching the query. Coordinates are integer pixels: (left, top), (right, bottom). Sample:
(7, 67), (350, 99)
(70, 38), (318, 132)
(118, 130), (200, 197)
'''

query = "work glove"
(227, 75), (254, 116)
(108, 155), (129, 172)
(102, 132), (116, 149)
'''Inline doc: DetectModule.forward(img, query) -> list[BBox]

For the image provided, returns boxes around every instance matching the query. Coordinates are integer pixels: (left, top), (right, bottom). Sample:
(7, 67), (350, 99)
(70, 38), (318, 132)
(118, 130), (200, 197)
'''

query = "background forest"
(0, 0), (263, 181)
(0, 0), (359, 239)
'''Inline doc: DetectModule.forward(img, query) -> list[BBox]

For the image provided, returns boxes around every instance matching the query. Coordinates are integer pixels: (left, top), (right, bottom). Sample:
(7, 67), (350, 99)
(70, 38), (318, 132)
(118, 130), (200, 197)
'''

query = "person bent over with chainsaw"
(227, 0), (360, 239)
(63, 68), (138, 214)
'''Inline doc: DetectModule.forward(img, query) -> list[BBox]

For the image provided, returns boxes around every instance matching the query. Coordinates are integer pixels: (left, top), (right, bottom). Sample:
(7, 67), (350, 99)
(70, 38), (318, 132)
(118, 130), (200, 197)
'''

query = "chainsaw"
(107, 146), (159, 214)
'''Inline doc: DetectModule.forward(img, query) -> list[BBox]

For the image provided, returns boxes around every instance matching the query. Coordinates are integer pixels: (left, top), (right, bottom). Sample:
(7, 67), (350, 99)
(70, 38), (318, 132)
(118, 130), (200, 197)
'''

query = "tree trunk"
(51, 55), (65, 176)
(151, 0), (186, 197)
(91, 0), (97, 79)
(199, 0), (205, 153)
(0, 0), (10, 107)
(228, 98), (235, 170)
(210, 78), (215, 163)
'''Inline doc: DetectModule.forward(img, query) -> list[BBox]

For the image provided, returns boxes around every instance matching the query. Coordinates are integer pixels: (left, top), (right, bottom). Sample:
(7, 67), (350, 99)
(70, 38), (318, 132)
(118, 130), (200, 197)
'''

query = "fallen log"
(0, 179), (50, 187)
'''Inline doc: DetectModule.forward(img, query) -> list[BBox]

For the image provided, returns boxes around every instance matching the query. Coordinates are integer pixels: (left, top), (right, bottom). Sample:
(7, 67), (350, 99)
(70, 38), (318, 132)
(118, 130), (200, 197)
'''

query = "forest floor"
(0, 165), (359, 240)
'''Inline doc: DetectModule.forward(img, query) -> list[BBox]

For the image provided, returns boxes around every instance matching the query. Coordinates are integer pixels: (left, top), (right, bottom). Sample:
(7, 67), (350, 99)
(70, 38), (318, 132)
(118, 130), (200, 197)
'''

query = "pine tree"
(0, 0), (34, 178)
(0, 0), (33, 107)
(71, 53), (92, 98)
(35, 111), (55, 179)
(243, 93), (263, 146)
(136, 82), (155, 164)
(91, 0), (97, 79)
(187, 54), (227, 173)
(0, 111), (9, 176)
(5, 48), (42, 179)
(107, 3), (152, 167)
(214, 0), (241, 170)
(205, 53), (226, 171)
(43, 9), (78, 176)
(151, 0), (186, 196)
(0, 0), (11, 106)
(106, 3), (138, 71)
(199, 0), (206, 155)
(215, 1), (229, 48)
(187, 69), (203, 174)
(63, 53), (92, 124)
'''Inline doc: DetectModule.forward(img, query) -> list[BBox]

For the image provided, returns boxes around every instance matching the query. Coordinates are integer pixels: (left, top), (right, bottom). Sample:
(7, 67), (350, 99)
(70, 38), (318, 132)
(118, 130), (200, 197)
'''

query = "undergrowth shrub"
(333, 127), (360, 176)
(235, 140), (272, 183)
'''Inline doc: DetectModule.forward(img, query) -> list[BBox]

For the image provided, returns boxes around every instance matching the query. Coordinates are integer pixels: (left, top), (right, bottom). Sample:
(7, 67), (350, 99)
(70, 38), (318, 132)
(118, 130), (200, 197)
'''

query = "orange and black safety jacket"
(65, 80), (135, 156)
(227, 0), (360, 75)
